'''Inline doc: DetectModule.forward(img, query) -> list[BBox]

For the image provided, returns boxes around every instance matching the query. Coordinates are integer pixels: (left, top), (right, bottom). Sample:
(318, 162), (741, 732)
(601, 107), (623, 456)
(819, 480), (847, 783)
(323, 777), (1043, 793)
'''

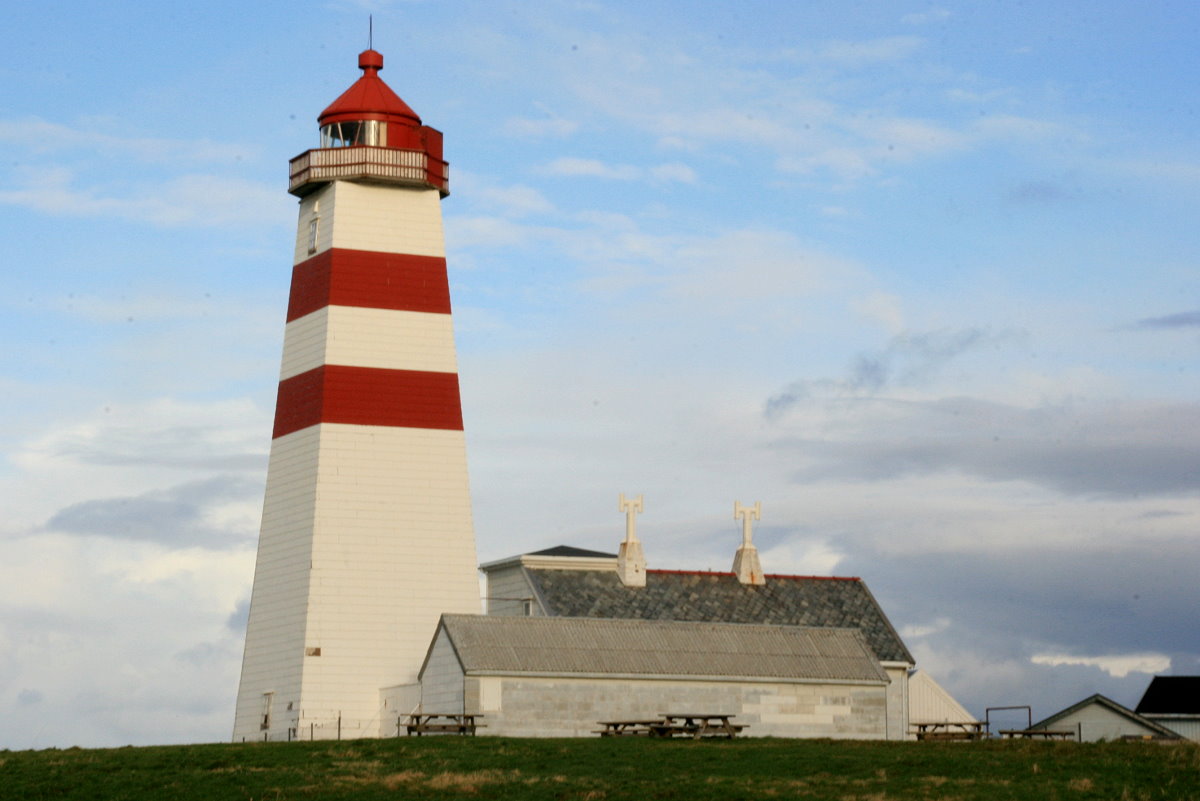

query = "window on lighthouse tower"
(320, 120), (385, 148)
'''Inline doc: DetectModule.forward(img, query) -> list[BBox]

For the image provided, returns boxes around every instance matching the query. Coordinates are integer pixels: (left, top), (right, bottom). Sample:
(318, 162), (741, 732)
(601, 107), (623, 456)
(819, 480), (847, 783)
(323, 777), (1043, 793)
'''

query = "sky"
(0, 0), (1197, 749)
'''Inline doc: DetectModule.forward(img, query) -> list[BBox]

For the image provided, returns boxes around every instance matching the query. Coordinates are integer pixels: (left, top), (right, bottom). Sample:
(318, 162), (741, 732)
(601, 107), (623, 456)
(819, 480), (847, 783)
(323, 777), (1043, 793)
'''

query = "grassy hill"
(2, 736), (1196, 800)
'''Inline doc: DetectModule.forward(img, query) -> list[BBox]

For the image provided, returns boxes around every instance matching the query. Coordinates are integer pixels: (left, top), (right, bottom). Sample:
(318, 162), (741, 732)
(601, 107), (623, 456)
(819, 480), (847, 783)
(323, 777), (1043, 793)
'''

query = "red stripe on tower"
(286, 248), (452, 322)
(272, 365), (463, 438)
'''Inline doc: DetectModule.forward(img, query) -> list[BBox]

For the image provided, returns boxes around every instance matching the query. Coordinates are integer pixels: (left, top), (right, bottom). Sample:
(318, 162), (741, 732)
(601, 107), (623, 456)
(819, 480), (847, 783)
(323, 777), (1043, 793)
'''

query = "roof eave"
(460, 669), (890, 686)
(479, 553), (619, 572)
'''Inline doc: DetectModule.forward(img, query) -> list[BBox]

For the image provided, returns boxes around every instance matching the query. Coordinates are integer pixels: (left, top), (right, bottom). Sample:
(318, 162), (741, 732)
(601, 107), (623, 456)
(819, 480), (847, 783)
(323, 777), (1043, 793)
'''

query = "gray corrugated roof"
(436, 614), (888, 682)
(526, 568), (913, 664)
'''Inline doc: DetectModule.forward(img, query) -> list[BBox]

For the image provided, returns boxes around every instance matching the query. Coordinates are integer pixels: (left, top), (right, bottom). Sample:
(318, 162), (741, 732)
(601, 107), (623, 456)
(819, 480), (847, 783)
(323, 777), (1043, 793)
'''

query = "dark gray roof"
(1033, 693), (1181, 739)
(433, 614), (888, 683)
(1136, 676), (1200, 714)
(525, 568), (913, 664)
(527, 544), (617, 558)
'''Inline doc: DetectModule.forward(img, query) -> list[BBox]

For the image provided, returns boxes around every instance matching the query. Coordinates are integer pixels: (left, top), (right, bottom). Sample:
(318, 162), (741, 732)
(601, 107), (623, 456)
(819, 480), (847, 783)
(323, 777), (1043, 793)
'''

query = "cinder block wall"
(466, 676), (887, 738)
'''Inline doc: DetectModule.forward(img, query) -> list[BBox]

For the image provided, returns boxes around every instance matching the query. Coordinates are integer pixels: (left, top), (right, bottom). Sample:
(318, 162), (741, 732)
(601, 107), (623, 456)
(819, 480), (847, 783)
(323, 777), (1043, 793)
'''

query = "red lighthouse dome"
(318, 49), (421, 142)
(289, 49), (448, 197)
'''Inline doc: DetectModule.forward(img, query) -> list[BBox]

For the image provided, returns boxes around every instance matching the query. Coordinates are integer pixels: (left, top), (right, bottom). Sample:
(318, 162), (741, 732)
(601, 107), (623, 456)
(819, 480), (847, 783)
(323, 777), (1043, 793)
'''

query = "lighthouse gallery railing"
(289, 146), (449, 195)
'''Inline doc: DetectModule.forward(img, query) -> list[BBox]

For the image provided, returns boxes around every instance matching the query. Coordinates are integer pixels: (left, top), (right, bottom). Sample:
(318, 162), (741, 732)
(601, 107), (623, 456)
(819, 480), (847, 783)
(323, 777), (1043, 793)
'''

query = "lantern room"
(288, 49), (449, 197)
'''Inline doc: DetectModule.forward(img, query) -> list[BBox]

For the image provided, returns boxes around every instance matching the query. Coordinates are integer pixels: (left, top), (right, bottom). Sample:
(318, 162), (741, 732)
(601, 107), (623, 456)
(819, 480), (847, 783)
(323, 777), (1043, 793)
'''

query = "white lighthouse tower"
(233, 49), (480, 742)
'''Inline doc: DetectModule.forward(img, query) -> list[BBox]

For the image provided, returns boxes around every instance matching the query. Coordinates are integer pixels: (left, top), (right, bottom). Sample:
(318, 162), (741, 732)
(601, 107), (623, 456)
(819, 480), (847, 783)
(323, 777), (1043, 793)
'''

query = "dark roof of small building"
(1136, 676), (1200, 715)
(525, 567), (913, 665)
(527, 544), (618, 558)
(1032, 693), (1181, 739)
(429, 614), (888, 683)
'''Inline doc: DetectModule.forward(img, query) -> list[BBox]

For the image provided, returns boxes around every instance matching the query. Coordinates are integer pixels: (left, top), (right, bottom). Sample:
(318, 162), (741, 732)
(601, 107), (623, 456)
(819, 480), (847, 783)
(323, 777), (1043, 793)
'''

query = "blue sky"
(0, 0), (1197, 748)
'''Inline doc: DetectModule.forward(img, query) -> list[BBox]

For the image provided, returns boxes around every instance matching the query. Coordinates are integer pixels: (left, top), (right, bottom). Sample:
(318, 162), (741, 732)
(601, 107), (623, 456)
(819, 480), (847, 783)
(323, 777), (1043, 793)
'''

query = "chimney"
(617, 493), (646, 587)
(732, 501), (764, 585)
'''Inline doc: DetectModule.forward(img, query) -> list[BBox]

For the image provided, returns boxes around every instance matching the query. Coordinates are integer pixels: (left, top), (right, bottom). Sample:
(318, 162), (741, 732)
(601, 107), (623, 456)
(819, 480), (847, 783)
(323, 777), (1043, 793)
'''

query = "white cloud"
(482, 19), (1070, 190)
(445, 214), (548, 250)
(758, 540), (844, 576)
(0, 116), (258, 164)
(777, 147), (876, 181)
(852, 292), (906, 334)
(1031, 652), (1172, 679)
(1111, 158), (1200, 185)
(0, 533), (253, 747)
(864, 117), (968, 160)
(0, 166), (287, 228)
(44, 475), (261, 549)
(970, 113), (1066, 142)
(503, 104), (580, 138)
(541, 157), (695, 184)
(945, 86), (1014, 105)
(902, 8), (952, 25)
(464, 182), (555, 217)
(5, 397), (268, 533)
(544, 157), (636, 179)
(767, 392), (1200, 500)
(902, 617), (952, 638)
(649, 162), (697, 184)
(811, 37), (926, 66)
(658, 227), (857, 313)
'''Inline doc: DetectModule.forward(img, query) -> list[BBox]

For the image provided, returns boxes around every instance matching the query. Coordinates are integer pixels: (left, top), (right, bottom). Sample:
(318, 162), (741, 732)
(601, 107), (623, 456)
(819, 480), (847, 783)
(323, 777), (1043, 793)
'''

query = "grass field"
(2, 736), (1197, 800)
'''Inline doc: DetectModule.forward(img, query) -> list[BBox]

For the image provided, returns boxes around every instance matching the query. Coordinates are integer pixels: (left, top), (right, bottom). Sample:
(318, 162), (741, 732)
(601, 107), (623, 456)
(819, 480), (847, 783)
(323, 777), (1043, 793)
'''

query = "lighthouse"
(233, 50), (480, 742)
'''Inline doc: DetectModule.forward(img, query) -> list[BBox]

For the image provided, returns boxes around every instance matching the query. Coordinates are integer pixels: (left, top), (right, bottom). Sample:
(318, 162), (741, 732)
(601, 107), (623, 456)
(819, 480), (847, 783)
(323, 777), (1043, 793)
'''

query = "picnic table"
(403, 713), (484, 736)
(656, 713), (743, 739)
(597, 714), (744, 739)
(913, 721), (988, 741)
(1000, 729), (1074, 740)
(595, 719), (668, 737)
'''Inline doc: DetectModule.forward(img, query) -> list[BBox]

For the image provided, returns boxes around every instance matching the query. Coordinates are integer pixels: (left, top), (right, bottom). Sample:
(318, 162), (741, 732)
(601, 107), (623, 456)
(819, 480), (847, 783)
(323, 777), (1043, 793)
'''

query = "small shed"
(1030, 694), (1180, 742)
(417, 614), (893, 738)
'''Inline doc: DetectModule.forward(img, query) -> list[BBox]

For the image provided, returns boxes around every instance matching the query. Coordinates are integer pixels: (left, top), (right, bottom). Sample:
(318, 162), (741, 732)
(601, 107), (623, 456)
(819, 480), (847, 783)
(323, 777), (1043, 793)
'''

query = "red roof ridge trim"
(646, 568), (860, 582)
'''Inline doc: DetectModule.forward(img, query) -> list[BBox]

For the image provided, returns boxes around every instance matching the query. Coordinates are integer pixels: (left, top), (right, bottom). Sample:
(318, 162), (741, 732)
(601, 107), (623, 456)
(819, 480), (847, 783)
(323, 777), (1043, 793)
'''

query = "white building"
(1031, 694), (1180, 742)
(468, 544), (916, 739)
(415, 615), (892, 738)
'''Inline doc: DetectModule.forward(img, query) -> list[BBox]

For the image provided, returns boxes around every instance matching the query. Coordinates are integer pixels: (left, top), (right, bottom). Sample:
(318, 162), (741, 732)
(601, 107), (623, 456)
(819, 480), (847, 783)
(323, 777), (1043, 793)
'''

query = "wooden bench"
(403, 713), (484, 736)
(595, 720), (665, 736)
(913, 722), (988, 741)
(1000, 729), (1074, 740)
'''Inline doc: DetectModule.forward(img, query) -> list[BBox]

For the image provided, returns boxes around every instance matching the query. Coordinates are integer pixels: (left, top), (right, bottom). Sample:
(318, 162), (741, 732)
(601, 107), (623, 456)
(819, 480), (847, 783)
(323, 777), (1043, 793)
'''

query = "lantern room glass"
(320, 120), (385, 148)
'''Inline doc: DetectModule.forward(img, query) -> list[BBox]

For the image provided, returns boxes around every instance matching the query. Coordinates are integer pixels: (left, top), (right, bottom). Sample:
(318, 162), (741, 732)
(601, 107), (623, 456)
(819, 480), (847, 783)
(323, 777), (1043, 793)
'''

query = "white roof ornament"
(617, 493), (647, 587)
(732, 501), (765, 585)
